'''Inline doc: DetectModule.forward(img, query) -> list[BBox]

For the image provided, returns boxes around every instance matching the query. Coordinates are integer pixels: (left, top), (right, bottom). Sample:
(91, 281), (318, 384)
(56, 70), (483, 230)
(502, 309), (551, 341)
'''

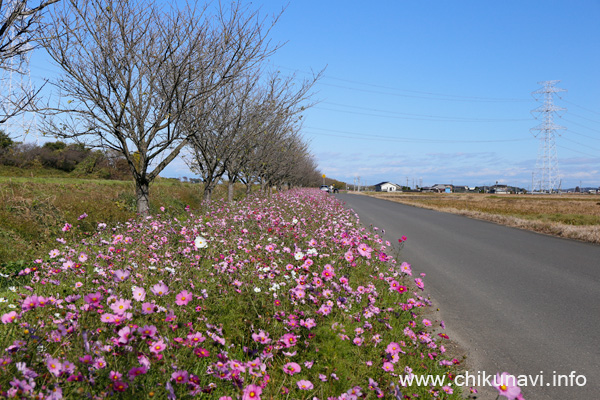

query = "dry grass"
(361, 192), (600, 244)
(0, 177), (252, 264)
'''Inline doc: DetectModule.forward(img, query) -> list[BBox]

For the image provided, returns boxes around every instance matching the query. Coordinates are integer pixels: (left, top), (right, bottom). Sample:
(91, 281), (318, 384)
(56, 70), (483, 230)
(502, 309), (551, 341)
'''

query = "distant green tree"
(0, 130), (13, 148)
(43, 141), (67, 151)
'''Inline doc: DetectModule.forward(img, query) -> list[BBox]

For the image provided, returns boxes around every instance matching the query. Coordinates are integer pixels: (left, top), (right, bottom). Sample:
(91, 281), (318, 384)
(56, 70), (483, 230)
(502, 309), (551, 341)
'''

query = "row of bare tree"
(1, 0), (323, 213)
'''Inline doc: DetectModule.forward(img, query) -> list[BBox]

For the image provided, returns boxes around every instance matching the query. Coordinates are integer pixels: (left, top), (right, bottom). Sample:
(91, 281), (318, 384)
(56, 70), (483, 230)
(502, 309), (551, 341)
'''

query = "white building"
(374, 182), (401, 192)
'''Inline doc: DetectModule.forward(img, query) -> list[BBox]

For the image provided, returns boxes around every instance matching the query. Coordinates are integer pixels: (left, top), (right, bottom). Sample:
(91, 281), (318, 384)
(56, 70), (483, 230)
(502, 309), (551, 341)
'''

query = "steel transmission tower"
(530, 81), (566, 193)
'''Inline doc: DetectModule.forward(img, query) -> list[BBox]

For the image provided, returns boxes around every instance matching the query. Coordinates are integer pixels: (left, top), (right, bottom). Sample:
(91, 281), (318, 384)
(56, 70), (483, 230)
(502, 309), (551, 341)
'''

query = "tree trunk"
(203, 184), (212, 202)
(228, 181), (234, 203)
(136, 180), (150, 215)
(246, 183), (252, 195)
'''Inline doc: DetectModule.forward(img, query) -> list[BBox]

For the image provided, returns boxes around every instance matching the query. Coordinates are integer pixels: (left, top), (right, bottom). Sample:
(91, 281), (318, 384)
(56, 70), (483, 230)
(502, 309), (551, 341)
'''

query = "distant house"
(374, 182), (401, 192)
(452, 185), (470, 193)
(490, 184), (509, 194)
(431, 184), (453, 193)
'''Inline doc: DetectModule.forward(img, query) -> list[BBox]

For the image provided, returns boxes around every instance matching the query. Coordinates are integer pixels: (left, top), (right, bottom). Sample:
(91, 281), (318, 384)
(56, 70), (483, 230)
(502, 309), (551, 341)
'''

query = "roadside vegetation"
(0, 189), (471, 399)
(364, 192), (600, 244)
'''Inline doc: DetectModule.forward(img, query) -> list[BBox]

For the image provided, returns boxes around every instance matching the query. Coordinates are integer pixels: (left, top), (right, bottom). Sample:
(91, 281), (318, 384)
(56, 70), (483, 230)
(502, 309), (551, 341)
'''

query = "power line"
(303, 126), (532, 144)
(562, 137), (600, 153)
(563, 118), (600, 134)
(563, 99), (600, 116)
(569, 129), (600, 141)
(557, 145), (599, 158)
(272, 63), (531, 103)
(319, 101), (529, 122)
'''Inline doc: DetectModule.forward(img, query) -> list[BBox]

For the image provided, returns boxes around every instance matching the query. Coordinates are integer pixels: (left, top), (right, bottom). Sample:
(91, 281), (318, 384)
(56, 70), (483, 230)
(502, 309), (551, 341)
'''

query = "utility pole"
(531, 81), (566, 194)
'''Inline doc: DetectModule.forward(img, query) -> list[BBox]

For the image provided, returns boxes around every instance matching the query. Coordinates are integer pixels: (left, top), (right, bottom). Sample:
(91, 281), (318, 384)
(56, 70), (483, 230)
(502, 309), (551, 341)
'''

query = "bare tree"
(40, 0), (278, 214)
(185, 73), (263, 201)
(230, 70), (321, 196)
(186, 68), (321, 201)
(0, 0), (58, 124)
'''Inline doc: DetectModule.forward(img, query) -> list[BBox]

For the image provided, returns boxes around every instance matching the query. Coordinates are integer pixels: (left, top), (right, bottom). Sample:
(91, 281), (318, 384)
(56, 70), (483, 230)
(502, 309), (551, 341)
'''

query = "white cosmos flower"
(254, 287), (261, 293)
(294, 252), (304, 261)
(194, 236), (208, 249)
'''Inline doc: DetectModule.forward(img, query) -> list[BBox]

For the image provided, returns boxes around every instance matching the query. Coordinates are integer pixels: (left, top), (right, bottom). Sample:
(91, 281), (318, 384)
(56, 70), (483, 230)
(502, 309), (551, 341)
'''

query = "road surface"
(337, 193), (600, 399)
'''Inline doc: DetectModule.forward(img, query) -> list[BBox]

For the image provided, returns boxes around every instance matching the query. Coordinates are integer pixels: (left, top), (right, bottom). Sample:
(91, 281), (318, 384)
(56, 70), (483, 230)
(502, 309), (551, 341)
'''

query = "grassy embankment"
(0, 169), (470, 398)
(363, 192), (600, 244)
(0, 166), (248, 265)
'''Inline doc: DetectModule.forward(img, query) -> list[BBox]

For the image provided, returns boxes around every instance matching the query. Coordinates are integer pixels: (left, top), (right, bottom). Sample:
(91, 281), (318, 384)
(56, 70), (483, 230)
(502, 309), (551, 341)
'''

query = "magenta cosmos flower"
(172, 370), (189, 384)
(175, 290), (193, 306)
(296, 379), (314, 390)
(242, 384), (262, 400)
(283, 362), (301, 375)
(1, 311), (18, 324)
(493, 372), (521, 400)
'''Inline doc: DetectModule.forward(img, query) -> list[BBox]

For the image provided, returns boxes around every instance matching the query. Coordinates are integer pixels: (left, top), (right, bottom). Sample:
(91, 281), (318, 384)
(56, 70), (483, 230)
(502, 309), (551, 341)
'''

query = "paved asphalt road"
(336, 193), (599, 400)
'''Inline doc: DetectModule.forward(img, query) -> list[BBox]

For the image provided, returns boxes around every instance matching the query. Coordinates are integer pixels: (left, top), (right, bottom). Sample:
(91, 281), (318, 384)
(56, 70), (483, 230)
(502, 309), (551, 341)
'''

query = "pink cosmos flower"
(194, 348), (209, 358)
(252, 330), (271, 344)
(138, 325), (157, 338)
(386, 342), (402, 355)
(344, 250), (354, 262)
(279, 333), (297, 348)
(113, 381), (128, 392)
(175, 290), (192, 306)
(150, 339), (166, 354)
(1, 311), (18, 324)
(357, 243), (372, 257)
(110, 298), (132, 315)
(49, 249), (60, 258)
(172, 370), (189, 384)
(21, 295), (39, 311)
(414, 278), (425, 290)
(62, 223), (72, 232)
(151, 282), (169, 296)
(141, 302), (156, 314)
(132, 287), (146, 302)
(84, 292), (103, 305)
(493, 372), (521, 400)
(382, 362), (394, 372)
(296, 380), (314, 390)
(396, 285), (408, 294)
(93, 357), (107, 369)
(283, 362), (301, 375)
(113, 269), (130, 283)
(187, 332), (206, 345)
(109, 371), (123, 381)
(46, 358), (62, 377)
(117, 326), (133, 344)
(242, 384), (262, 400)
(101, 313), (116, 323)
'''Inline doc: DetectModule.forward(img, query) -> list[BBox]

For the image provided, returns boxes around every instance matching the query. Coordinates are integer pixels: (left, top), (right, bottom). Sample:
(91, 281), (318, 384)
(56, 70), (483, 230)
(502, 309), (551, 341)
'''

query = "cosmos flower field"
(0, 189), (466, 399)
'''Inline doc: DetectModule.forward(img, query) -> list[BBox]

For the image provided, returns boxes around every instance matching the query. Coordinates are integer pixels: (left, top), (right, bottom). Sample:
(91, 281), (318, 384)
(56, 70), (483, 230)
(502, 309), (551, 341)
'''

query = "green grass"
(0, 170), (250, 265)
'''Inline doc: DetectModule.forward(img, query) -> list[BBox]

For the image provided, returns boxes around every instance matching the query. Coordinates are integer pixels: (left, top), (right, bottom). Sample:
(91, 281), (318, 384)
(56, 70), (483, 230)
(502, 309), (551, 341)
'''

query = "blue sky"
(20, 0), (600, 189)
